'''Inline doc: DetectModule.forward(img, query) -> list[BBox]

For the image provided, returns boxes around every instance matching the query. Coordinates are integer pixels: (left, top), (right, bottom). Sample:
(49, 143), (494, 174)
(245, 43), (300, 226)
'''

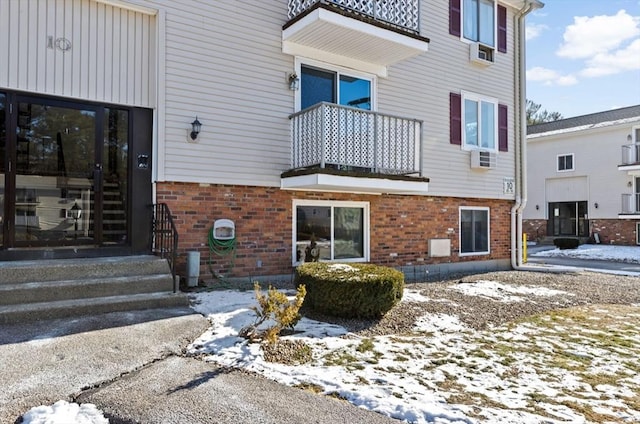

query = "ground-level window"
(293, 200), (369, 265)
(636, 222), (640, 245)
(557, 153), (574, 171)
(459, 207), (490, 255)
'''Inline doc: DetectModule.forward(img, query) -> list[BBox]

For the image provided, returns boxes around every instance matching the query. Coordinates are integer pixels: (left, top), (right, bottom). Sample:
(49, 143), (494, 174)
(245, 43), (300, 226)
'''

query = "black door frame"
(0, 89), (153, 260)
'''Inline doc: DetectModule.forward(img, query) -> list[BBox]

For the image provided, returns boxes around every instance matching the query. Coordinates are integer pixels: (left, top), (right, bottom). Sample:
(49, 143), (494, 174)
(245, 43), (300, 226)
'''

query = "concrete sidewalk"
(1, 306), (396, 424)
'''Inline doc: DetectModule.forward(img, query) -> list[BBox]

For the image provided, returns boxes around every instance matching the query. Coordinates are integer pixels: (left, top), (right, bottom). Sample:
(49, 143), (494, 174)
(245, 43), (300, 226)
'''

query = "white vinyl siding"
(0, 0), (156, 108)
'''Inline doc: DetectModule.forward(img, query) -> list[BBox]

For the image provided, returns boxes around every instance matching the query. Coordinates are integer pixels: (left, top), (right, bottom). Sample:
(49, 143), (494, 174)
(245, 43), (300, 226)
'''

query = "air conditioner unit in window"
(470, 150), (497, 169)
(469, 42), (494, 66)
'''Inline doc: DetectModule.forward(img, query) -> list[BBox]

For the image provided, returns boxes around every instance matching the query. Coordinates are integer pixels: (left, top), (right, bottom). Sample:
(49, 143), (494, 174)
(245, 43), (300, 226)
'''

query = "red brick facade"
(524, 219), (639, 245)
(157, 182), (514, 280)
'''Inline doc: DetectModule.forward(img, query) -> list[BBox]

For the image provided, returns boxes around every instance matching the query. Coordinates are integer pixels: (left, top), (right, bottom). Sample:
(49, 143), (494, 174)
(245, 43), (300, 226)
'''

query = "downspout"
(511, 0), (544, 270)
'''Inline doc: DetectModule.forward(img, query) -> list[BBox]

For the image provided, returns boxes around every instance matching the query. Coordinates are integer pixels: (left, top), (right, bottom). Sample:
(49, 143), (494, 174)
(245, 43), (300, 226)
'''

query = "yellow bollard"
(523, 233), (528, 263)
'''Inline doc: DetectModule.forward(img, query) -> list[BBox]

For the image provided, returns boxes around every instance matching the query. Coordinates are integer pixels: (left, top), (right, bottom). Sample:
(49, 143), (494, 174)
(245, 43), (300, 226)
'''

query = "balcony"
(618, 144), (640, 173)
(620, 193), (640, 217)
(283, 0), (429, 77)
(281, 102), (429, 195)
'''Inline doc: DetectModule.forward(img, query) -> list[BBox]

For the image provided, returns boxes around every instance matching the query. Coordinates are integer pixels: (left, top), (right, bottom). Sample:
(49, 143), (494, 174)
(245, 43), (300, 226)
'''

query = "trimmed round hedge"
(295, 262), (404, 319)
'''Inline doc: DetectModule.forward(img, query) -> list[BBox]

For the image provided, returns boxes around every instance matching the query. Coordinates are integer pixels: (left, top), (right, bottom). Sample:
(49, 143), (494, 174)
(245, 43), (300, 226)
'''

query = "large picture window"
(463, 92), (497, 150)
(460, 207), (490, 255)
(293, 200), (369, 265)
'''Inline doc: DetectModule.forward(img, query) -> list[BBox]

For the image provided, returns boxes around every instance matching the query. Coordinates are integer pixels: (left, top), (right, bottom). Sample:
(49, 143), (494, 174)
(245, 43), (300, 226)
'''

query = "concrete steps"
(0, 256), (188, 325)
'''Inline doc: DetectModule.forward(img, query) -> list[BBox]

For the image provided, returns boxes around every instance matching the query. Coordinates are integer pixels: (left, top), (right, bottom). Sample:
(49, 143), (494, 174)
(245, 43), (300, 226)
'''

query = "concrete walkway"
(1, 307), (396, 424)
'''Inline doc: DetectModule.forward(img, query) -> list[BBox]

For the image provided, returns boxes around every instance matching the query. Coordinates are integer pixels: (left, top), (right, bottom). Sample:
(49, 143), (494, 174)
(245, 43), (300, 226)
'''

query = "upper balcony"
(281, 102), (429, 195)
(618, 143), (640, 173)
(619, 193), (640, 218)
(283, 0), (430, 77)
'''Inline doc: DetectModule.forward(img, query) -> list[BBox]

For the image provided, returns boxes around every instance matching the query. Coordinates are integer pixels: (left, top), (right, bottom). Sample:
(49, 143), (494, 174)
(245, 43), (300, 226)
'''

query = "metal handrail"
(621, 144), (640, 165)
(621, 193), (640, 214)
(287, 0), (420, 33)
(151, 203), (179, 292)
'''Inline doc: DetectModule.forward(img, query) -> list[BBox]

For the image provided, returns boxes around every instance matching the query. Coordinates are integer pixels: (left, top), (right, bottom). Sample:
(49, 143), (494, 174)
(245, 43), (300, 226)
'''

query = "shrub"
(553, 238), (580, 250)
(295, 263), (404, 319)
(239, 282), (306, 345)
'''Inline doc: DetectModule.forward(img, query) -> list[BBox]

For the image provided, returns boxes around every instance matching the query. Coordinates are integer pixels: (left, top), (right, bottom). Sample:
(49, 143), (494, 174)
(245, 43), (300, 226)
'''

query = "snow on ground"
(23, 245), (640, 423)
(187, 287), (640, 424)
(530, 244), (640, 263)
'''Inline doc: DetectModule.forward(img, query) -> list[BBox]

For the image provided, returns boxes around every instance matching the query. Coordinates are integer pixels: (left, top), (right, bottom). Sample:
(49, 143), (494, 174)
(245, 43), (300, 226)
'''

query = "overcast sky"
(526, 0), (640, 118)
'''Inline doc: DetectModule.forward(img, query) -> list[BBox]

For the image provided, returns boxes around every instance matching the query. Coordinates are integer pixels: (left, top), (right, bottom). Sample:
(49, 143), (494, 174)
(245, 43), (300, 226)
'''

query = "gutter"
(510, 0), (546, 271)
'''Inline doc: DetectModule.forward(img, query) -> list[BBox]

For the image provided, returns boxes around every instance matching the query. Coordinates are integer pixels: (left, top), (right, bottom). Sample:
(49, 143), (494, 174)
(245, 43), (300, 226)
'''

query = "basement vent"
(470, 150), (497, 169)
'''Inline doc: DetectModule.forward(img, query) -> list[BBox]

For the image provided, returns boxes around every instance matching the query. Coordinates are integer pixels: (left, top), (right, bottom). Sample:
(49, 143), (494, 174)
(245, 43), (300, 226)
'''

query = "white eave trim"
(281, 173), (429, 195)
(93, 0), (158, 15)
(283, 8), (428, 77)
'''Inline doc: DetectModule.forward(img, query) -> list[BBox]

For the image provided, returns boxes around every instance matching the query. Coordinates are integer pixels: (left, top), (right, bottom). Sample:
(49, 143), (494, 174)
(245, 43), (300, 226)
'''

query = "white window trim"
(461, 90), (498, 152)
(557, 153), (574, 172)
(636, 222), (640, 245)
(294, 57), (377, 112)
(292, 199), (370, 266)
(459, 206), (491, 256)
(459, 0), (497, 48)
(632, 125), (640, 143)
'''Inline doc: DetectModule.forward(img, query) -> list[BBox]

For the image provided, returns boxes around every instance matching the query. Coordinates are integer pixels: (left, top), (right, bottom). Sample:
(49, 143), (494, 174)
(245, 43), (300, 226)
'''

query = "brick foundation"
(523, 219), (639, 245)
(157, 182), (515, 280)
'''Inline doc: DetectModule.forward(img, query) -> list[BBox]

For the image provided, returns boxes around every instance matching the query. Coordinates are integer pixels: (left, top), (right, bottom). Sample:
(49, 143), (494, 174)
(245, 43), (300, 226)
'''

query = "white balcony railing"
(621, 144), (640, 165)
(621, 193), (640, 214)
(290, 102), (422, 176)
(287, 0), (420, 33)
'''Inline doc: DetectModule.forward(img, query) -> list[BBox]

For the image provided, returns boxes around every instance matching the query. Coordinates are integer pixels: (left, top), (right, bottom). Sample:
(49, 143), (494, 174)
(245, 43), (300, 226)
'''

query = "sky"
(526, 0), (640, 118)
(21, 245), (640, 424)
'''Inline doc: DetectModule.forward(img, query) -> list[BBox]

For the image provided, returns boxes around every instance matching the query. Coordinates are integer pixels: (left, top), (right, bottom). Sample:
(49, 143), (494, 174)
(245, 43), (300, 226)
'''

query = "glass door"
(13, 98), (100, 245)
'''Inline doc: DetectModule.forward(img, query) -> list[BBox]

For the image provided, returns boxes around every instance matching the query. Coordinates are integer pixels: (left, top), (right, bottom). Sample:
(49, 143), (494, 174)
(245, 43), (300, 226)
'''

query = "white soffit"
(283, 8), (429, 77)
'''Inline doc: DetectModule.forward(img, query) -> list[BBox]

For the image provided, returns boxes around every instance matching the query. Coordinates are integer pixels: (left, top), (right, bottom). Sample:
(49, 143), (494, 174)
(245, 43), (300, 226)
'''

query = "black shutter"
(498, 5), (507, 53)
(449, 0), (461, 37)
(498, 104), (508, 152)
(450, 93), (462, 145)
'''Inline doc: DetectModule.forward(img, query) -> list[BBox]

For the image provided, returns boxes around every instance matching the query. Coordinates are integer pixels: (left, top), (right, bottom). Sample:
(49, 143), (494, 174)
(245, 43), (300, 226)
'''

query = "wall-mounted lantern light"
(594, 202), (599, 209)
(535, 204), (539, 210)
(69, 202), (82, 238)
(289, 73), (300, 91)
(190, 117), (202, 141)
(628, 134), (633, 142)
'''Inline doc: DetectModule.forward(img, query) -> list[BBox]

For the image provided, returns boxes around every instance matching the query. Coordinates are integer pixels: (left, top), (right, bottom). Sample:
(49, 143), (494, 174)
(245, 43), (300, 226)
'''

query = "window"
(460, 207), (490, 255)
(293, 200), (369, 265)
(557, 154), (574, 172)
(463, 92), (497, 150)
(300, 63), (373, 111)
(449, 0), (507, 53)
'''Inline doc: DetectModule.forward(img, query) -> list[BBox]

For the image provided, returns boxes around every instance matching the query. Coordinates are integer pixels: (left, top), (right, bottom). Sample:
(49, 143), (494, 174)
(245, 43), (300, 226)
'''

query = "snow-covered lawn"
(185, 288), (640, 424)
(530, 244), (640, 263)
(22, 245), (640, 423)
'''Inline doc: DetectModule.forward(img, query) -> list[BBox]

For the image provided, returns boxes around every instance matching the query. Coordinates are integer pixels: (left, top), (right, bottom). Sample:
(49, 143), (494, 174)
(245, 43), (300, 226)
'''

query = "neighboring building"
(524, 105), (640, 246)
(0, 0), (541, 282)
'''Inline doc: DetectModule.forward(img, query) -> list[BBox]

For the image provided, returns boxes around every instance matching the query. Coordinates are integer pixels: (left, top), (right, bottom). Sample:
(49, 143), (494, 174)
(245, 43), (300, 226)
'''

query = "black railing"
(151, 203), (179, 292)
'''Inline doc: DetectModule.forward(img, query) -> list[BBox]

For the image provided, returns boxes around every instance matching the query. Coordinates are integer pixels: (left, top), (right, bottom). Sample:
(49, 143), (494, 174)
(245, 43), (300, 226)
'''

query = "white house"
(524, 105), (640, 246)
(0, 0), (542, 284)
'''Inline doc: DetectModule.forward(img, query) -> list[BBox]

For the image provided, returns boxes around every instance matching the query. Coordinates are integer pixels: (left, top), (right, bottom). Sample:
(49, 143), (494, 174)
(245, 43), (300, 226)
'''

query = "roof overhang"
(282, 6), (429, 77)
(281, 173), (429, 195)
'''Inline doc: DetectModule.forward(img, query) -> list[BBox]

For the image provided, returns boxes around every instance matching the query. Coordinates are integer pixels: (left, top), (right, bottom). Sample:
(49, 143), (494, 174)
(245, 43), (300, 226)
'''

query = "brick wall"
(157, 182), (514, 280)
(590, 219), (639, 245)
(524, 219), (639, 245)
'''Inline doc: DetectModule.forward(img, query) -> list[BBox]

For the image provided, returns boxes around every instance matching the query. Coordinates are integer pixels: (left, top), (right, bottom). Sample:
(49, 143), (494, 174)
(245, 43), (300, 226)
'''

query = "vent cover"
(470, 150), (497, 169)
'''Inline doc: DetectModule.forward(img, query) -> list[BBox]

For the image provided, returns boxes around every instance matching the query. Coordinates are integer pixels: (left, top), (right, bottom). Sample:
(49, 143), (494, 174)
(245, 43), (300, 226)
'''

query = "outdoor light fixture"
(69, 202), (82, 238)
(190, 117), (202, 141)
(535, 204), (539, 210)
(594, 202), (599, 209)
(288, 73), (300, 91)
(628, 134), (633, 142)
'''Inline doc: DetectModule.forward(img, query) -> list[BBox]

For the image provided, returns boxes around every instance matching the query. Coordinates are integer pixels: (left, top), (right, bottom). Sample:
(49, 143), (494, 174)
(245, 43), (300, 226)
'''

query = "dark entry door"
(1, 94), (132, 249)
(548, 201), (588, 237)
